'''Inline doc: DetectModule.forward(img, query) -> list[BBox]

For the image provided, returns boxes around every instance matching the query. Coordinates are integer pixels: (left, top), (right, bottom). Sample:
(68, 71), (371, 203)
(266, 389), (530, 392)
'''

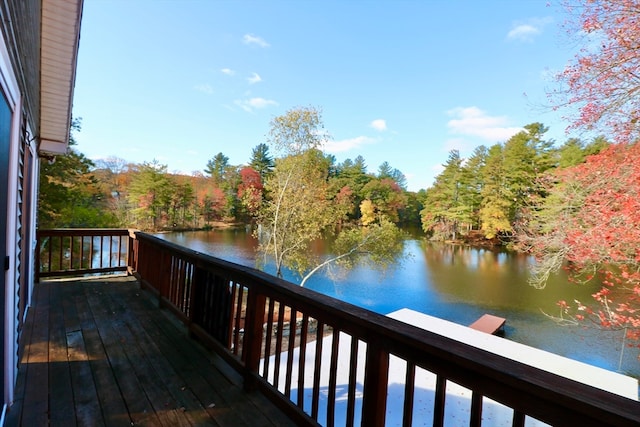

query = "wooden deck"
(5, 276), (296, 427)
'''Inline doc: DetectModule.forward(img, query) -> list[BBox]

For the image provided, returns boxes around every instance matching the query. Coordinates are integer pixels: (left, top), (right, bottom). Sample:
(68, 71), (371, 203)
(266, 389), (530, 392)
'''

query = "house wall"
(0, 0), (40, 135)
(0, 0), (40, 418)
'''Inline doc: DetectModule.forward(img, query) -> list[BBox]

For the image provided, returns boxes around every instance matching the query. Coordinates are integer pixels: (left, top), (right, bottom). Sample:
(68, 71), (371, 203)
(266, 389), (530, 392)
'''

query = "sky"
(72, 1), (577, 192)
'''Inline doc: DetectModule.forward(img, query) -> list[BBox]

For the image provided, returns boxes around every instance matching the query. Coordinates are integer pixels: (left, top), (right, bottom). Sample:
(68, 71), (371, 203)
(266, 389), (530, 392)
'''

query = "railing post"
(361, 339), (389, 427)
(127, 229), (137, 275)
(243, 286), (266, 392)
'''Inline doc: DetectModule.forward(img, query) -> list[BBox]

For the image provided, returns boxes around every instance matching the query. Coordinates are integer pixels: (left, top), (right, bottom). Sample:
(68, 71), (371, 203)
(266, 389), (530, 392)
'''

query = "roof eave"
(38, 0), (83, 156)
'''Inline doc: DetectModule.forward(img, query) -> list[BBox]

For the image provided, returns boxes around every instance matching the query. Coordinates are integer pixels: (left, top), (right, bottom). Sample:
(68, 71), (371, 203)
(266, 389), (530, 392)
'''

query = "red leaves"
(557, 0), (640, 143)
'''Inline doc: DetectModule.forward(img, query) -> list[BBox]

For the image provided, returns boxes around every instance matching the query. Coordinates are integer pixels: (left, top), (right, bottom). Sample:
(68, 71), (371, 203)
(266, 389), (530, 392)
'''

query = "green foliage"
(249, 143), (274, 179)
(267, 106), (328, 155)
(38, 119), (117, 228)
(255, 106), (407, 285)
(127, 160), (173, 230)
(204, 152), (230, 184)
(420, 150), (473, 240)
(258, 150), (339, 278)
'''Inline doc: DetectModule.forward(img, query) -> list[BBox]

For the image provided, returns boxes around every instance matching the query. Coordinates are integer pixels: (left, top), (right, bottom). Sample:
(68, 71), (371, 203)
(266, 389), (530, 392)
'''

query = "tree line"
(421, 122), (608, 244)
(38, 126), (421, 232)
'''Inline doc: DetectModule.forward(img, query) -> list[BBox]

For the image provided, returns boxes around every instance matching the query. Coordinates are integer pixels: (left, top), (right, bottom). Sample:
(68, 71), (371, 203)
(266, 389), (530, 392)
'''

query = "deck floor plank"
(6, 276), (296, 427)
(99, 284), (219, 426)
(20, 283), (50, 427)
(73, 283), (133, 427)
(47, 281), (77, 427)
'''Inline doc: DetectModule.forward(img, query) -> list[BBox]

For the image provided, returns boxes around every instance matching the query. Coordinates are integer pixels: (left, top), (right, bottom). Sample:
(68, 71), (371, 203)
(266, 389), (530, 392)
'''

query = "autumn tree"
(256, 106), (403, 285)
(554, 0), (640, 143)
(525, 0), (640, 344)
(257, 106), (337, 279)
(237, 166), (263, 217)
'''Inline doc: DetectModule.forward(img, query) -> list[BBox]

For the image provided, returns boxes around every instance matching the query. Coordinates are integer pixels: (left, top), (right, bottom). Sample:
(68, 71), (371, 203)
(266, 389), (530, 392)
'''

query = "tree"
(360, 177), (407, 224)
(479, 144), (512, 239)
(237, 166), (263, 217)
(204, 152), (230, 185)
(127, 160), (172, 230)
(258, 149), (338, 279)
(553, 0), (640, 143)
(267, 105), (327, 155)
(525, 1), (640, 347)
(38, 119), (116, 228)
(459, 145), (487, 229)
(249, 143), (274, 179)
(420, 150), (470, 240)
(377, 161), (408, 189)
(256, 106), (403, 285)
(523, 143), (640, 341)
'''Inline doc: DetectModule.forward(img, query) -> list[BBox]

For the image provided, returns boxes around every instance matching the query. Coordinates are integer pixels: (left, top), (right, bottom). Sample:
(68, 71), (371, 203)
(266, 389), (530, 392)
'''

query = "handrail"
(35, 228), (134, 281)
(35, 229), (640, 426)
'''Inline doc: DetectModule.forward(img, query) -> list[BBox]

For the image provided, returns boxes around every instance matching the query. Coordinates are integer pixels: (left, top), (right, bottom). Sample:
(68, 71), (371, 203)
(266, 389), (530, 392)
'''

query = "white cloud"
(370, 119), (387, 132)
(507, 17), (553, 42)
(247, 72), (262, 84)
(221, 68), (235, 76)
(508, 24), (540, 41)
(194, 83), (213, 95)
(234, 97), (278, 112)
(243, 34), (270, 48)
(446, 106), (522, 142)
(323, 136), (375, 153)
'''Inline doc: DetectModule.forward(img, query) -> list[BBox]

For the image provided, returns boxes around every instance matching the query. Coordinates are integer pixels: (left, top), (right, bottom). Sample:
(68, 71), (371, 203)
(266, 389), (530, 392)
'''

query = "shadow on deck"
(5, 275), (296, 427)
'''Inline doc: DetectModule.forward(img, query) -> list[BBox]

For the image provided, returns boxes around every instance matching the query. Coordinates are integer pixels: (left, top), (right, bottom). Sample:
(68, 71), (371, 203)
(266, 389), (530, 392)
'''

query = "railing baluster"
(273, 303), (285, 389)
(297, 313), (309, 410)
(229, 281), (239, 351)
(470, 391), (483, 427)
(70, 235), (75, 270)
(233, 285), (244, 356)
(361, 339), (389, 427)
(346, 336), (359, 427)
(433, 375), (446, 427)
(262, 298), (276, 380)
(326, 328), (340, 427)
(311, 322), (324, 421)
(403, 361), (416, 427)
(285, 308), (297, 398)
(512, 410), (525, 427)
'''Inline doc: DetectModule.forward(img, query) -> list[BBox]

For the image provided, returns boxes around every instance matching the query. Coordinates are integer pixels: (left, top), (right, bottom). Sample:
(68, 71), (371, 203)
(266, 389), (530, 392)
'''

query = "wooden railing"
(36, 229), (640, 426)
(35, 228), (134, 281)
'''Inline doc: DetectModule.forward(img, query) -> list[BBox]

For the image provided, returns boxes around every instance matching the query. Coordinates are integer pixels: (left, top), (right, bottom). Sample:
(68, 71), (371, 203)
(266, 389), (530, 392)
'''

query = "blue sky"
(73, 1), (575, 191)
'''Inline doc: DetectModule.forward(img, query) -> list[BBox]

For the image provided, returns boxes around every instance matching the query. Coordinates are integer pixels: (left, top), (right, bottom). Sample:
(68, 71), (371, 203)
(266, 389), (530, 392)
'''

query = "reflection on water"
(157, 229), (640, 379)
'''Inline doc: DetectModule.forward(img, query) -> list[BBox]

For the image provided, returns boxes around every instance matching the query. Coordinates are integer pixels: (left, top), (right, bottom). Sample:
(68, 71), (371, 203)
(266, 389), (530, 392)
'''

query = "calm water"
(157, 228), (640, 379)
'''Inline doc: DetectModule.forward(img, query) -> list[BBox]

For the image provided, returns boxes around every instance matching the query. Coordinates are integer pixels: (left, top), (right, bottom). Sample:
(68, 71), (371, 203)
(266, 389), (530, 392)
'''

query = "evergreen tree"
(249, 143), (274, 179)
(204, 152), (230, 185)
(420, 150), (471, 240)
(127, 160), (172, 230)
(479, 144), (512, 239)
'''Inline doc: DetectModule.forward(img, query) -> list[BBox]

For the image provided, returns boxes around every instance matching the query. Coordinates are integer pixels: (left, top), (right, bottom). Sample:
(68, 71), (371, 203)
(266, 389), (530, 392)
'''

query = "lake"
(156, 228), (640, 379)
